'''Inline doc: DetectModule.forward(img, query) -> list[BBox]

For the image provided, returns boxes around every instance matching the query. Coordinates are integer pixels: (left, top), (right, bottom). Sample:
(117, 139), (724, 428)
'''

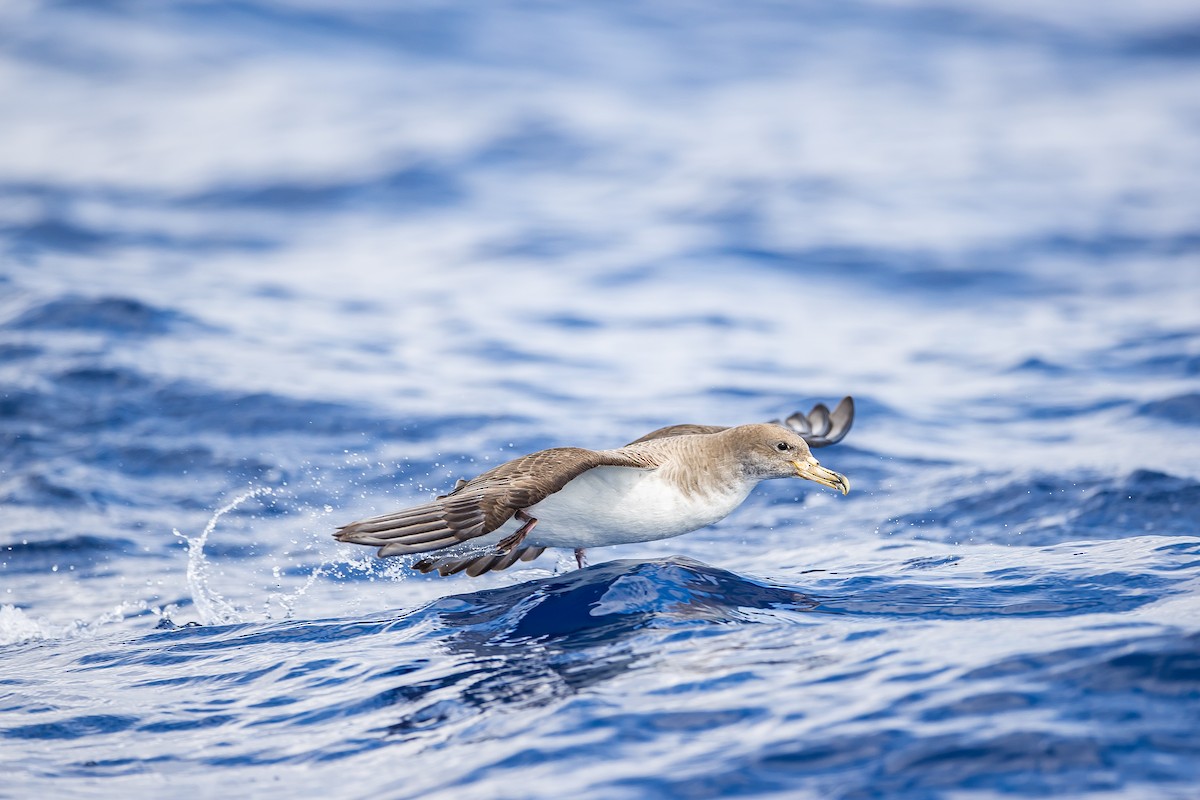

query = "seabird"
(335, 397), (854, 577)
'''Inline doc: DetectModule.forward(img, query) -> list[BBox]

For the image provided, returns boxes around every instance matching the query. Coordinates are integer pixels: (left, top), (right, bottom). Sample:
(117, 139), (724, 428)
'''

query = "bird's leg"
(497, 509), (537, 553)
(574, 548), (588, 569)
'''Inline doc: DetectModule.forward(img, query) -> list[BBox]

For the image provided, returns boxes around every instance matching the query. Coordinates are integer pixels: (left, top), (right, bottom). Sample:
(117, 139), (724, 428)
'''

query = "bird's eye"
(775, 442), (790, 452)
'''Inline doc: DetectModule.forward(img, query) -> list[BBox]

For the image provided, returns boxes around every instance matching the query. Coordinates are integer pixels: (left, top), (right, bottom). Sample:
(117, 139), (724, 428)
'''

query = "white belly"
(509, 466), (753, 549)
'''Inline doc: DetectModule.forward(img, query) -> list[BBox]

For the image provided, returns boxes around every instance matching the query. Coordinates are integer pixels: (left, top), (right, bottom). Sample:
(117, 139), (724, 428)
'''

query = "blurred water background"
(2, 1), (1199, 797)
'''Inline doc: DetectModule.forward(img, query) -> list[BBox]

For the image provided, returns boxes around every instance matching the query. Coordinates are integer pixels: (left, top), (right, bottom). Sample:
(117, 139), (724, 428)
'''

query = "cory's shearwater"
(335, 397), (854, 577)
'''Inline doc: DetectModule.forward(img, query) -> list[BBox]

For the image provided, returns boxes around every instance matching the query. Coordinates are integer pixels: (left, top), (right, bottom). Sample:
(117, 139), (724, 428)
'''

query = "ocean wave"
(887, 469), (1200, 545)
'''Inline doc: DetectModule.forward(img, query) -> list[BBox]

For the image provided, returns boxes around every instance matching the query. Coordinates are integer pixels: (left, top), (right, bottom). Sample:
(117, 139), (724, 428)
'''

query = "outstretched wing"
(334, 447), (659, 558)
(625, 396), (854, 448)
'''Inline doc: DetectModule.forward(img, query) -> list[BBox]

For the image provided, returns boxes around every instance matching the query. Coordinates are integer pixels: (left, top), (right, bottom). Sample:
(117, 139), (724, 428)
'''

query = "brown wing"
(624, 423), (728, 445)
(414, 546), (547, 577)
(626, 396), (854, 449)
(333, 447), (659, 558)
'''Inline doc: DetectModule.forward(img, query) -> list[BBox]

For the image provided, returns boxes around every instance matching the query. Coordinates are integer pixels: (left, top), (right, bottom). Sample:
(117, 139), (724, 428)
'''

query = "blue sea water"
(2, 1), (1200, 797)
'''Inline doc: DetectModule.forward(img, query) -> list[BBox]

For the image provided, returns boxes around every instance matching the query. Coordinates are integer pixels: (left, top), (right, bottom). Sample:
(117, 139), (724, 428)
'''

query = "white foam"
(0, 604), (46, 646)
(174, 487), (275, 626)
(0, 599), (157, 646)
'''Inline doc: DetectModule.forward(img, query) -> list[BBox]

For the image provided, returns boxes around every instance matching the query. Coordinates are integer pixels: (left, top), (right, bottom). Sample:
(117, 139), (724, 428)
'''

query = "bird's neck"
(652, 433), (757, 500)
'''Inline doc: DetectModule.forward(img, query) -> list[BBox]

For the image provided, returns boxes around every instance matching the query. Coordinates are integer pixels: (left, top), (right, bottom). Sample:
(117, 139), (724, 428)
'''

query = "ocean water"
(2, 1), (1200, 797)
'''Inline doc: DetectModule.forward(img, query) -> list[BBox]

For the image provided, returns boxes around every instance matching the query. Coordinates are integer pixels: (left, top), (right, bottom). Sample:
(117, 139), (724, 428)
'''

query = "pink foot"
(498, 510), (537, 553)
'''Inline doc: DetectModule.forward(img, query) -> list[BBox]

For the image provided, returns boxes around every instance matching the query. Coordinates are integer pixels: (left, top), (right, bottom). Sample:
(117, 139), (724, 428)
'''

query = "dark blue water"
(2, 1), (1199, 797)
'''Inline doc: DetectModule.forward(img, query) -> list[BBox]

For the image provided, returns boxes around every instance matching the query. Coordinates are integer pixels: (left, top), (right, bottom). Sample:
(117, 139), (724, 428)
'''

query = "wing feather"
(624, 424), (728, 445)
(414, 546), (547, 577)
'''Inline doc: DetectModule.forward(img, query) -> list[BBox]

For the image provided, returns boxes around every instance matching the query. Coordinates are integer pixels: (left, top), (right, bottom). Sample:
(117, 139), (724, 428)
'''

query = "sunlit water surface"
(2, 2), (1199, 798)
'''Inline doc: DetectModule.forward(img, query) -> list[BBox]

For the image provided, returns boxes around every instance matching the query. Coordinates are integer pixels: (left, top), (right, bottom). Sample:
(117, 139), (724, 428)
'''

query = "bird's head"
(730, 424), (850, 495)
